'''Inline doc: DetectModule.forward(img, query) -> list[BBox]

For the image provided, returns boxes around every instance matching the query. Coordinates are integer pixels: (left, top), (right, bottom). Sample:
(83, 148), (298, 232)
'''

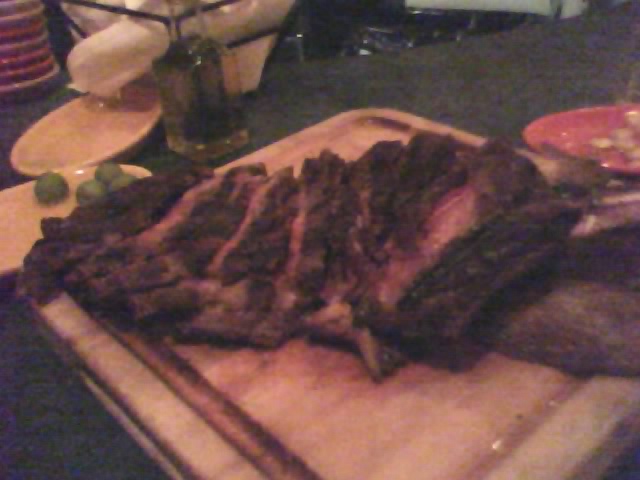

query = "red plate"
(523, 104), (640, 175)
(0, 44), (50, 69)
(0, 54), (53, 85)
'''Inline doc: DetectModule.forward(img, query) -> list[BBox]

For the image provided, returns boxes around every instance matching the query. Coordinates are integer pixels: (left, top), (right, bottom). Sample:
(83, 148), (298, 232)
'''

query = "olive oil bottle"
(153, 0), (248, 161)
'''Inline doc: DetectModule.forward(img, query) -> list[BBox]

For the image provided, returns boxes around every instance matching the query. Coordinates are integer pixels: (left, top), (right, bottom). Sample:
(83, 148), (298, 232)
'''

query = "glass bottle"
(153, 0), (249, 161)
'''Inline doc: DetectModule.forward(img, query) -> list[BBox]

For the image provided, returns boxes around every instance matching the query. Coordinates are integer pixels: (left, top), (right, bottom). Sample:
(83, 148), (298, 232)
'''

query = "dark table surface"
(2, 4), (640, 479)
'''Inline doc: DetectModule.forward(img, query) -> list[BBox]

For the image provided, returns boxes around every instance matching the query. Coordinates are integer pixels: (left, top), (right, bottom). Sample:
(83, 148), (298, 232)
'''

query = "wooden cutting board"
(32, 109), (640, 480)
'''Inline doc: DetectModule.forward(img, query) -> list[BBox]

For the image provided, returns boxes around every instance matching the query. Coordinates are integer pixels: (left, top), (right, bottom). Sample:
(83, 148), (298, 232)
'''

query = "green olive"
(76, 179), (108, 206)
(34, 171), (70, 205)
(95, 162), (124, 185)
(108, 173), (138, 192)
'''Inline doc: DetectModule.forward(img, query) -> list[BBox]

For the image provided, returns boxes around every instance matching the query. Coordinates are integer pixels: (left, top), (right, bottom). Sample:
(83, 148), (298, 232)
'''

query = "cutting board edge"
(226, 108), (485, 166)
(29, 302), (194, 480)
(482, 375), (640, 480)
(32, 296), (263, 480)
(225, 107), (559, 182)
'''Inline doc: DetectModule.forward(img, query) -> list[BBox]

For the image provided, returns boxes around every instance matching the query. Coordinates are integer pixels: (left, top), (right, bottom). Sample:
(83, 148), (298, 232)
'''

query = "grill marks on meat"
(134, 174), (225, 251)
(283, 149), (412, 379)
(303, 135), (479, 377)
(208, 167), (298, 283)
(293, 151), (355, 298)
(19, 133), (581, 379)
(66, 165), (269, 321)
(167, 165), (267, 276)
(396, 200), (580, 339)
(354, 141), (577, 337)
(348, 140), (405, 262)
(19, 168), (207, 303)
(358, 136), (473, 311)
(360, 184), (479, 318)
(43, 169), (208, 243)
(179, 167), (302, 346)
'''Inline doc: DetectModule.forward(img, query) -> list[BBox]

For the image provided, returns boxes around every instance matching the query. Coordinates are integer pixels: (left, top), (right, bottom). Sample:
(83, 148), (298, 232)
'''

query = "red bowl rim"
(0, 30), (47, 52)
(0, 54), (53, 82)
(0, 61), (58, 94)
(0, 44), (50, 67)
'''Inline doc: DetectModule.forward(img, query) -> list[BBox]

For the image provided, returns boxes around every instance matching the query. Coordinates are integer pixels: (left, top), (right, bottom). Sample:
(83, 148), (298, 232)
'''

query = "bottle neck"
(191, 0), (209, 39)
(164, 0), (181, 43)
(163, 0), (209, 43)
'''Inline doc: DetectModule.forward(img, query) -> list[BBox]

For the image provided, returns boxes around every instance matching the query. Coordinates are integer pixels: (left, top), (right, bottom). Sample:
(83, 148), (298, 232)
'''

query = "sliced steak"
(66, 165), (268, 320)
(353, 141), (580, 341)
(18, 133), (584, 380)
(19, 168), (208, 303)
(207, 167), (299, 283)
(300, 135), (468, 378)
(176, 277), (285, 346)
(163, 164), (268, 275)
(177, 167), (301, 346)
(394, 199), (580, 339)
(348, 140), (405, 261)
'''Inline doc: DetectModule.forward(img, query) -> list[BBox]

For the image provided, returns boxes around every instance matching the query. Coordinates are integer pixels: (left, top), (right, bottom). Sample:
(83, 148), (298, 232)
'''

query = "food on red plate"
(589, 110), (640, 165)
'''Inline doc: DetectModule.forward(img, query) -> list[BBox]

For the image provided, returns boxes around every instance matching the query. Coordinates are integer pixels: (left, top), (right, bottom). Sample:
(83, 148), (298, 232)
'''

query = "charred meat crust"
(215, 168), (299, 284)
(42, 168), (208, 242)
(19, 168), (210, 303)
(395, 201), (581, 339)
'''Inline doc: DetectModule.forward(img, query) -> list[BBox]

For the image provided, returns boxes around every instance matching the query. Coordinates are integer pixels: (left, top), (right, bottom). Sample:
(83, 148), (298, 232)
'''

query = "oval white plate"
(10, 82), (161, 177)
(0, 164), (151, 277)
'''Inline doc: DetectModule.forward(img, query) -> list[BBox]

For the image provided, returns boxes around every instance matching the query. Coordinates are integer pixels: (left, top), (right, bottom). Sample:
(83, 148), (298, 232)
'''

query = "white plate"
(10, 82), (161, 176)
(0, 164), (151, 277)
